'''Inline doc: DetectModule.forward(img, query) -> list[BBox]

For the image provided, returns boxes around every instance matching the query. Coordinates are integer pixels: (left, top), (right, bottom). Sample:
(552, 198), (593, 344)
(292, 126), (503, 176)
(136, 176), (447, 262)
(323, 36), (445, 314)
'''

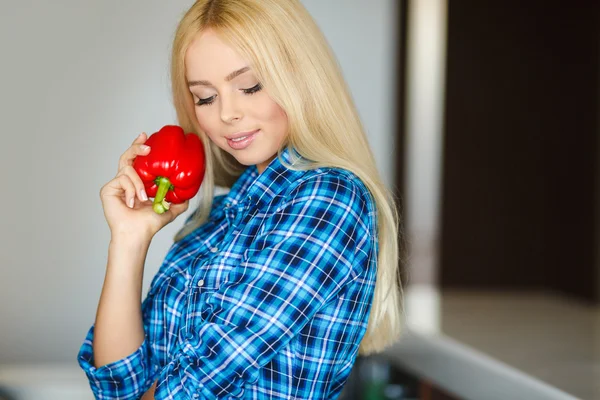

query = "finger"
(132, 132), (147, 145)
(118, 140), (151, 172)
(119, 165), (149, 203)
(100, 175), (126, 198)
(100, 174), (136, 206)
(117, 132), (149, 171)
(158, 200), (189, 224)
(168, 200), (190, 219)
(172, 200), (189, 214)
(116, 174), (137, 208)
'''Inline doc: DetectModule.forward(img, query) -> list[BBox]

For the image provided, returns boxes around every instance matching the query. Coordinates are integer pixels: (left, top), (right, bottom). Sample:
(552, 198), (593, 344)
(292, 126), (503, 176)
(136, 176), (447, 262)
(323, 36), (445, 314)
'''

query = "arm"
(93, 236), (149, 366)
(77, 235), (156, 399)
(155, 175), (372, 399)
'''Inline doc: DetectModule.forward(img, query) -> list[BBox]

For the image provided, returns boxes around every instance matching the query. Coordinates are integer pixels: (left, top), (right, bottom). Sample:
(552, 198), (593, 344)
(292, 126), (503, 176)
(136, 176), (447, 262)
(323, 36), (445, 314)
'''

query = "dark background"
(395, 0), (600, 304)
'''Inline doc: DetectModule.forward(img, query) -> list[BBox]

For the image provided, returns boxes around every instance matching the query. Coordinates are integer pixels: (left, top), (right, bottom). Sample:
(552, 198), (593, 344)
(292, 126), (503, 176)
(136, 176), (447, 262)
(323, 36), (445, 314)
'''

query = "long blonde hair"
(168, 0), (405, 355)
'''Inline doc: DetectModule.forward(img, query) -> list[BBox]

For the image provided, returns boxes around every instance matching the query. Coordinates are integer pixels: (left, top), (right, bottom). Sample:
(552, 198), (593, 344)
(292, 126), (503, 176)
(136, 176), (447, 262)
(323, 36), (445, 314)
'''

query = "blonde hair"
(169, 0), (405, 355)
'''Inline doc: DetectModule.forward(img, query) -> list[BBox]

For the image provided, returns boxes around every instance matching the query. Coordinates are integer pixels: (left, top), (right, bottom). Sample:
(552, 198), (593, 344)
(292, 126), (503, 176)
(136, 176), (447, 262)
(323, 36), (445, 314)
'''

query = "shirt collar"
(223, 147), (310, 208)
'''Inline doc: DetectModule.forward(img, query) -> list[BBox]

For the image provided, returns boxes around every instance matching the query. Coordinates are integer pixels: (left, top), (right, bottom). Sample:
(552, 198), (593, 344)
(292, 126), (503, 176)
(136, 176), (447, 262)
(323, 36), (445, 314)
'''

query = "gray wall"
(0, 0), (397, 365)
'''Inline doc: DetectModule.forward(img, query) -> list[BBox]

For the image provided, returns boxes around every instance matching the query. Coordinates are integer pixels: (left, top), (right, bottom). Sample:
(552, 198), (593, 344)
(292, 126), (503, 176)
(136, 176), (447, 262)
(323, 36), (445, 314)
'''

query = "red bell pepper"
(133, 125), (206, 214)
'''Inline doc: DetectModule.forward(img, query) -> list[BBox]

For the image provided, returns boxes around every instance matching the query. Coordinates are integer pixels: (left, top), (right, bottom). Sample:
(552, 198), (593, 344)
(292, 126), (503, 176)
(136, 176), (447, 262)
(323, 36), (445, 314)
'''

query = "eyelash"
(195, 83), (263, 106)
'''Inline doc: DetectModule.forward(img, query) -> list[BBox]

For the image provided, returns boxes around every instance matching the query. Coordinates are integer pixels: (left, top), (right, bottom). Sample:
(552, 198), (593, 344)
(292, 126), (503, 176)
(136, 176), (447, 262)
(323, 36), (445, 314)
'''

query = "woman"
(77, 0), (404, 398)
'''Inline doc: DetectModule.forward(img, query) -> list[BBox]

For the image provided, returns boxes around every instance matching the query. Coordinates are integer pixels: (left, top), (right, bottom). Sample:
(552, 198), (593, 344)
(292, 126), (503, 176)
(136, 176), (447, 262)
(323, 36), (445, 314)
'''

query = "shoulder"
(270, 167), (376, 242)
(285, 167), (375, 215)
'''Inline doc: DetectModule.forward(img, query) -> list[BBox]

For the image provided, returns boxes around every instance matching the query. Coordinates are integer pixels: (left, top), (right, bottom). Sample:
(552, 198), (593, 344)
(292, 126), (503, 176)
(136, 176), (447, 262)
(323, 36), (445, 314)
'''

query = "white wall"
(0, 0), (397, 369)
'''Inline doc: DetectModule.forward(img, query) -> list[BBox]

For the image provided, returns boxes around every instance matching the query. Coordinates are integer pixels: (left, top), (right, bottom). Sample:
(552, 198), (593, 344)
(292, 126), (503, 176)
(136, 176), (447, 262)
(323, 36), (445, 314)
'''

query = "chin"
(234, 158), (255, 167)
(227, 151), (259, 167)
(235, 152), (274, 169)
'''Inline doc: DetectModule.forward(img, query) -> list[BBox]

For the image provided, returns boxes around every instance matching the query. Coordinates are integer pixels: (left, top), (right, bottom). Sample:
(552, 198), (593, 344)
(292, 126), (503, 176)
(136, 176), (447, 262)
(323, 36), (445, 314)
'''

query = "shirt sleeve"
(77, 296), (156, 399)
(154, 174), (371, 399)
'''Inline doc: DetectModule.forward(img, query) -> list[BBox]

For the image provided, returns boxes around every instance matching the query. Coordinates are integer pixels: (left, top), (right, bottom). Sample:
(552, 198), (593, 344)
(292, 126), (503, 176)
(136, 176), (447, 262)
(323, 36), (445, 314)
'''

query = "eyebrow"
(187, 66), (250, 87)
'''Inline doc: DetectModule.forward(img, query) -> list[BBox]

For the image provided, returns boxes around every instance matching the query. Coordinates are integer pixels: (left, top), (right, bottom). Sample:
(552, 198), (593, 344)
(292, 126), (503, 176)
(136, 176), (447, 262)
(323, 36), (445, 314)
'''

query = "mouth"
(225, 129), (260, 140)
(226, 129), (259, 150)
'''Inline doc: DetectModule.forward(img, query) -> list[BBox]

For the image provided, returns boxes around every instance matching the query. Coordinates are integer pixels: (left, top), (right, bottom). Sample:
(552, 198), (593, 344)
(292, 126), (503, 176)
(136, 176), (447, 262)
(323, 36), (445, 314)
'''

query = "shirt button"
(210, 247), (218, 253)
(197, 279), (204, 287)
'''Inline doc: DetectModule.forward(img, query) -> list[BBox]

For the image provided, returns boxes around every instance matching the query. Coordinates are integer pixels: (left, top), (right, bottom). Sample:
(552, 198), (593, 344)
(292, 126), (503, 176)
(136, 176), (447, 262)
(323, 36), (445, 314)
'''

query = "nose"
(220, 93), (243, 124)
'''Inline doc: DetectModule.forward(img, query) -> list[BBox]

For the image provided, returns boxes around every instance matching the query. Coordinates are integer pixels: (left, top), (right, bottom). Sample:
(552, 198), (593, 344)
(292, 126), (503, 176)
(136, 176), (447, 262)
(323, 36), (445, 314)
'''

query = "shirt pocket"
(185, 249), (244, 325)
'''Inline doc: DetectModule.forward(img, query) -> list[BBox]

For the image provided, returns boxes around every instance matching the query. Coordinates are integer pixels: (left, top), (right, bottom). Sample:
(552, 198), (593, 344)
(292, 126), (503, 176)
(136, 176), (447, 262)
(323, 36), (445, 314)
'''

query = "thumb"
(165, 200), (190, 220)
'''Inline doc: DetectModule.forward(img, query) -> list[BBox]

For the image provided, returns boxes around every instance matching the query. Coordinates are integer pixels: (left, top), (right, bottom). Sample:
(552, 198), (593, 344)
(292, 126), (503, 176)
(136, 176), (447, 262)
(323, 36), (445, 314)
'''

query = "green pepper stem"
(153, 177), (173, 214)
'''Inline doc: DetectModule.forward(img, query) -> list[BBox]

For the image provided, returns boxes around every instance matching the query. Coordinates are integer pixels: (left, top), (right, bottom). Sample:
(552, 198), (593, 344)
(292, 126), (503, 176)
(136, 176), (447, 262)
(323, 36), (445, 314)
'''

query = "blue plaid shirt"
(78, 147), (378, 399)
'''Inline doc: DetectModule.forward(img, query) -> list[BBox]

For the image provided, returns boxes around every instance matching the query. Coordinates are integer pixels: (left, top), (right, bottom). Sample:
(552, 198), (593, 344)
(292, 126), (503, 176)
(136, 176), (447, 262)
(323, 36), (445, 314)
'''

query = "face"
(185, 29), (289, 174)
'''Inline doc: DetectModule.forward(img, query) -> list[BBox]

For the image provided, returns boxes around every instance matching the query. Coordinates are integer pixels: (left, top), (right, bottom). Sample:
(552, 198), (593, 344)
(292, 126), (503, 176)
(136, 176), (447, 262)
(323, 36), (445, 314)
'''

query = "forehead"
(185, 29), (249, 79)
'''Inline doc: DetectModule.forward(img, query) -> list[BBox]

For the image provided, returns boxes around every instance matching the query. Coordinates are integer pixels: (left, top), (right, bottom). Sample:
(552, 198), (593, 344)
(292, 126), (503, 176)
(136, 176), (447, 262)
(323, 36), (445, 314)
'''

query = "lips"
(227, 129), (259, 150)
(225, 129), (260, 140)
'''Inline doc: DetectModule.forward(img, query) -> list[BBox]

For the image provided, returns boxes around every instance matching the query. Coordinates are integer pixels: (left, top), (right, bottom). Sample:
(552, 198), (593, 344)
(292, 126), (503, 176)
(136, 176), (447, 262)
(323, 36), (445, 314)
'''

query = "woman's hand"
(100, 132), (190, 241)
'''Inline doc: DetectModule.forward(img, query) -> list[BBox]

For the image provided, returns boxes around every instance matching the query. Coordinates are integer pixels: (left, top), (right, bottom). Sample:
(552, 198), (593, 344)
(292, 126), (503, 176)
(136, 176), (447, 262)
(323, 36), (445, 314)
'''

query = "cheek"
(194, 108), (213, 132)
(264, 101), (288, 130)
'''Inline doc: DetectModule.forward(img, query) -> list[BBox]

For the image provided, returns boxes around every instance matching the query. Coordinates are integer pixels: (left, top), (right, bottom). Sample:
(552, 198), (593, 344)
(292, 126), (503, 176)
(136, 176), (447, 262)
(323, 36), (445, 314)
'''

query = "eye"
(194, 83), (262, 107)
(243, 83), (263, 95)
(195, 95), (215, 106)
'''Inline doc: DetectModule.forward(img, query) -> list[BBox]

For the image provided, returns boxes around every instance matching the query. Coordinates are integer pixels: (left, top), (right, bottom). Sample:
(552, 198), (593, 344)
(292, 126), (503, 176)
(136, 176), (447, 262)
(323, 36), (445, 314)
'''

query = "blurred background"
(0, 0), (598, 399)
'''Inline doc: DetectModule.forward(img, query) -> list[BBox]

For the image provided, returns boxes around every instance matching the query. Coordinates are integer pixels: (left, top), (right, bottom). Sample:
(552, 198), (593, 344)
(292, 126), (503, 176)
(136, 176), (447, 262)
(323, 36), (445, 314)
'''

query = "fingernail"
(140, 189), (148, 201)
(141, 145), (150, 151)
(129, 198), (134, 208)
